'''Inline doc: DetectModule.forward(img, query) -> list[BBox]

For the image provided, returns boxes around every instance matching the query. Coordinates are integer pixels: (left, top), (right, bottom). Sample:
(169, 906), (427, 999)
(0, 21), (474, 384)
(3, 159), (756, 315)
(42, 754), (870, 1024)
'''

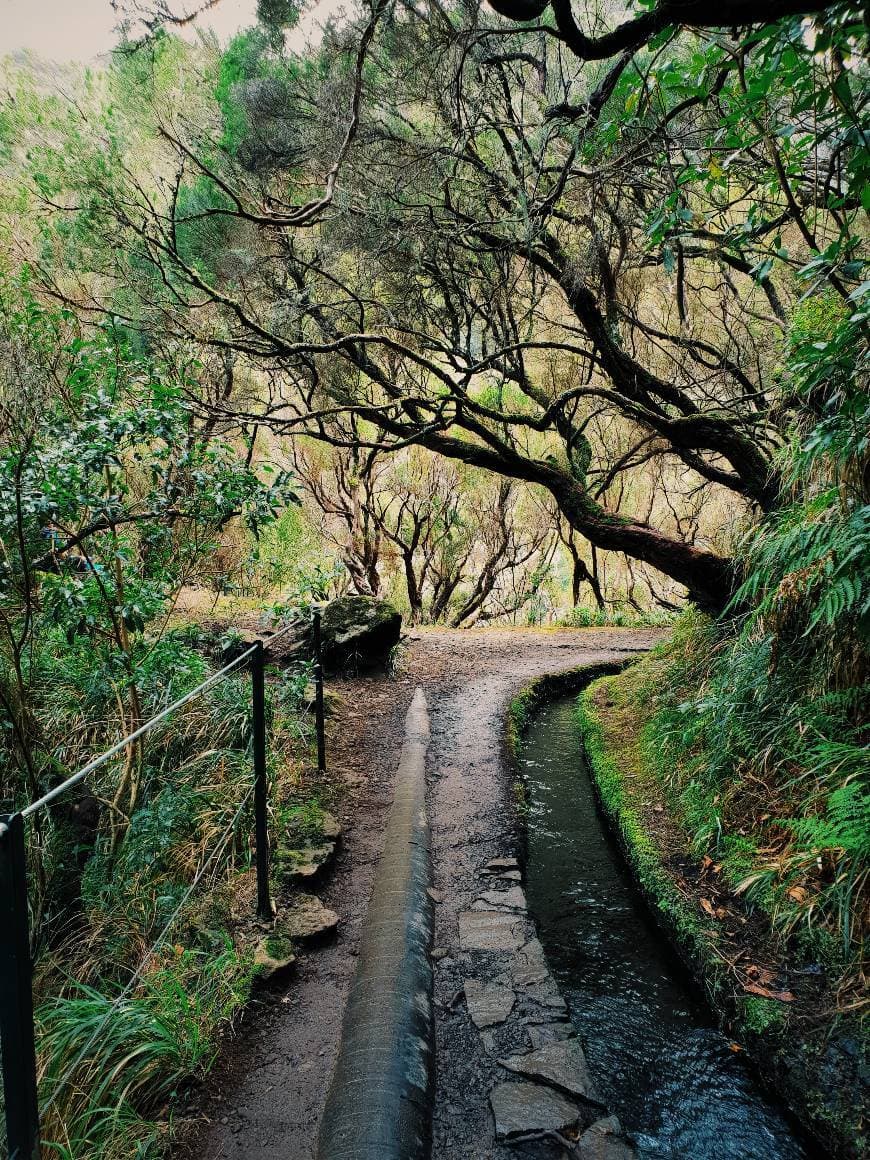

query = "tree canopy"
(15, 0), (865, 613)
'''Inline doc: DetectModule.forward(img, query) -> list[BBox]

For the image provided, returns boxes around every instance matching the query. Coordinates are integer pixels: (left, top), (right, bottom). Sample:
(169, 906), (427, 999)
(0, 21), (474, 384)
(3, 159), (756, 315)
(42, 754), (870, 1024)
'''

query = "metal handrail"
(16, 618), (300, 822)
(0, 610), (324, 1160)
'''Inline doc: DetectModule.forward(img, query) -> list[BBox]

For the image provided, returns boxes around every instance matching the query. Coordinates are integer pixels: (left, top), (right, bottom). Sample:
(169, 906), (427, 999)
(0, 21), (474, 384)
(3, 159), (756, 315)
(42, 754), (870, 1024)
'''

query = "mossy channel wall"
(506, 662), (855, 1159)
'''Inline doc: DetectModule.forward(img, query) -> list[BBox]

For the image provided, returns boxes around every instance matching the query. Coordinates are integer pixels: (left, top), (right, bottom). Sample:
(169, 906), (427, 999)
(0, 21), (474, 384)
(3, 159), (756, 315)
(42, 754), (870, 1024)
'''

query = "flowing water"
(519, 692), (811, 1160)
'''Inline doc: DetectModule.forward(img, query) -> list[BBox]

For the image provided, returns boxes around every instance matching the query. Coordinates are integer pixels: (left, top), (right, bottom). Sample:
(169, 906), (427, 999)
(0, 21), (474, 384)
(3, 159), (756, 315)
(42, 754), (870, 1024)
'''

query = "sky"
(0, 0), (344, 62)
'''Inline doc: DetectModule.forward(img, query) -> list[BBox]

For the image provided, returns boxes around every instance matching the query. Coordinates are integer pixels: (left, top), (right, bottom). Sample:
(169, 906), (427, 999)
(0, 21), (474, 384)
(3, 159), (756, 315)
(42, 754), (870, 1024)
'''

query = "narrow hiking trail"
(183, 627), (660, 1160)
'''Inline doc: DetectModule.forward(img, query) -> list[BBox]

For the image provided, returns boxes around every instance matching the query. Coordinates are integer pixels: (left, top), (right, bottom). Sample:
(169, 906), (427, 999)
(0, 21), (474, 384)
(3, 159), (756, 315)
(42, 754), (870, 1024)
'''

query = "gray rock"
(480, 1029), (498, 1055)
(281, 896), (339, 943)
(490, 1081), (581, 1140)
(464, 978), (516, 1028)
(301, 684), (342, 716)
(459, 910), (526, 952)
(497, 870), (522, 881)
(484, 857), (519, 873)
(275, 810), (342, 886)
(576, 1116), (637, 1159)
(319, 595), (402, 673)
(277, 841), (336, 886)
(528, 1022), (575, 1049)
(253, 939), (296, 983)
(499, 1039), (596, 1101)
(476, 886), (527, 911)
(317, 811), (342, 842)
(512, 937), (551, 987)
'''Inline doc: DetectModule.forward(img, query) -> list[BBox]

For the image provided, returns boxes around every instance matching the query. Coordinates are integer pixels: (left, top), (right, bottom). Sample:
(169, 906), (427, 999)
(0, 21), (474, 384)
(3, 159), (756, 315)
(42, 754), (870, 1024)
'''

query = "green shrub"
(37, 940), (255, 1159)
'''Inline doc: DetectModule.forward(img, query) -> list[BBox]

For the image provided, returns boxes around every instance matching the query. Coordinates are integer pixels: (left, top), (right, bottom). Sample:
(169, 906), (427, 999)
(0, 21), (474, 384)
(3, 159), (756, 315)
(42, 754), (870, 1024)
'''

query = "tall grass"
(37, 942), (255, 1159)
(643, 294), (869, 963)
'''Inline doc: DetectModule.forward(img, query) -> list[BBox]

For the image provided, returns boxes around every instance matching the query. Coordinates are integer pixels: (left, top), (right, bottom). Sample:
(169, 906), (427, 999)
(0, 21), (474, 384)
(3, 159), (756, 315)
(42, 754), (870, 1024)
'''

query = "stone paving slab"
(282, 896), (340, 943)
(464, 978), (516, 1028)
(576, 1116), (637, 1159)
(490, 1080), (581, 1140)
(512, 937), (551, 987)
(476, 886), (527, 911)
(499, 1039), (597, 1100)
(528, 1022), (575, 1049)
(458, 909), (526, 952)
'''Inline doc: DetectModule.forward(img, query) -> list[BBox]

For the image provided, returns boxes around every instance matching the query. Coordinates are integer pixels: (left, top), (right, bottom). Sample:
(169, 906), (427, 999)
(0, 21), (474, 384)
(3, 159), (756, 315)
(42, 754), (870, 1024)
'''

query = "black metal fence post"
(313, 611), (326, 773)
(0, 812), (41, 1160)
(251, 642), (272, 921)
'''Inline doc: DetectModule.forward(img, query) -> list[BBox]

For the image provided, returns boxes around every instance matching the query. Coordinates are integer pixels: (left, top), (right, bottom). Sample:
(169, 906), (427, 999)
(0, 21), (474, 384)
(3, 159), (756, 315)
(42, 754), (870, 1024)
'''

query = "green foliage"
(737, 498), (869, 633)
(246, 505), (332, 595)
(24, 612), (312, 1152)
(213, 28), (304, 170)
(735, 286), (870, 638)
(214, 28), (270, 151)
(635, 279), (870, 955)
(37, 940), (255, 1159)
(173, 175), (238, 281)
(257, 0), (299, 29)
(788, 780), (870, 860)
(0, 275), (303, 1157)
(741, 995), (786, 1036)
(559, 604), (674, 629)
(109, 29), (189, 118)
(603, 4), (869, 294)
(257, 0), (300, 49)
(647, 613), (868, 951)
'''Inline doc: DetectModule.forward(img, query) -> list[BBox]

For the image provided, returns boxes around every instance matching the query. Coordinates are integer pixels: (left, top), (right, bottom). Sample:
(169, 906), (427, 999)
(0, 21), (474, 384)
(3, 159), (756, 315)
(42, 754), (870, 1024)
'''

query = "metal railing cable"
(36, 781), (256, 1121)
(0, 611), (326, 1160)
(20, 617), (301, 821)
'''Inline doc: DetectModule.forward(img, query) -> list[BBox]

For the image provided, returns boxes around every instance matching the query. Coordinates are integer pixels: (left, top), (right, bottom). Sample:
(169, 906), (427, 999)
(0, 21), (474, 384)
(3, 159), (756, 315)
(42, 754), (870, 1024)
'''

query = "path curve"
(186, 627), (660, 1160)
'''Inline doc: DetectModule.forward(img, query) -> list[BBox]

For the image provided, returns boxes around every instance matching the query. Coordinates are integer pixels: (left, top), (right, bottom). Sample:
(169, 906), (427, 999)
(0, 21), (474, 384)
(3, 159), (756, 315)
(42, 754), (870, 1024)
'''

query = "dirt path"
(183, 627), (659, 1160)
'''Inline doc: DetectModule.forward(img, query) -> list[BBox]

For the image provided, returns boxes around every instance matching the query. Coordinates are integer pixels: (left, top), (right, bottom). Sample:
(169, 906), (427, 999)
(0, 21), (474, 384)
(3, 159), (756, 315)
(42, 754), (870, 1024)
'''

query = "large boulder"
(319, 596), (402, 674)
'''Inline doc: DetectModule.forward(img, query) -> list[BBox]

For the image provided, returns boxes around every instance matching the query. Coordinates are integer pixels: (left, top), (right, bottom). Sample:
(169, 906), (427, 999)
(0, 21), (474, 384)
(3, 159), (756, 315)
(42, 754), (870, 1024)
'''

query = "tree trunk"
(414, 428), (734, 614)
(403, 549), (423, 624)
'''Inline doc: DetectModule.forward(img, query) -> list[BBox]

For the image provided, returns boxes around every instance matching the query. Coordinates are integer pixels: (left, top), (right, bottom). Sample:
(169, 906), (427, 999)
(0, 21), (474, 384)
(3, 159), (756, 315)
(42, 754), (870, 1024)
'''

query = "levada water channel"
(517, 691), (811, 1160)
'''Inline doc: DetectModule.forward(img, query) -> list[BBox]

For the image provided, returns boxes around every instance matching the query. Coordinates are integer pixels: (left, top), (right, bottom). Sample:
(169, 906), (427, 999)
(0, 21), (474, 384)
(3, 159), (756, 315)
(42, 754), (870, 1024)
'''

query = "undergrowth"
(556, 604), (674, 629)
(3, 626), (317, 1158)
(638, 292), (868, 966)
(37, 941), (255, 1159)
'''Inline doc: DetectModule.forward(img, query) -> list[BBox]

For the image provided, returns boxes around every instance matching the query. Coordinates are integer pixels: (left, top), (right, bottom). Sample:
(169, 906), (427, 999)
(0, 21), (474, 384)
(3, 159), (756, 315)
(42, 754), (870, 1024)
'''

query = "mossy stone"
(319, 595), (402, 674)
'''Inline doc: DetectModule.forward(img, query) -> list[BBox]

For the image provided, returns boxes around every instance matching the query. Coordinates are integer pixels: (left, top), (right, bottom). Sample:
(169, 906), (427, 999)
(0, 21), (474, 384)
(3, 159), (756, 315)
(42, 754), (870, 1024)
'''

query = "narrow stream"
(519, 692), (810, 1160)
